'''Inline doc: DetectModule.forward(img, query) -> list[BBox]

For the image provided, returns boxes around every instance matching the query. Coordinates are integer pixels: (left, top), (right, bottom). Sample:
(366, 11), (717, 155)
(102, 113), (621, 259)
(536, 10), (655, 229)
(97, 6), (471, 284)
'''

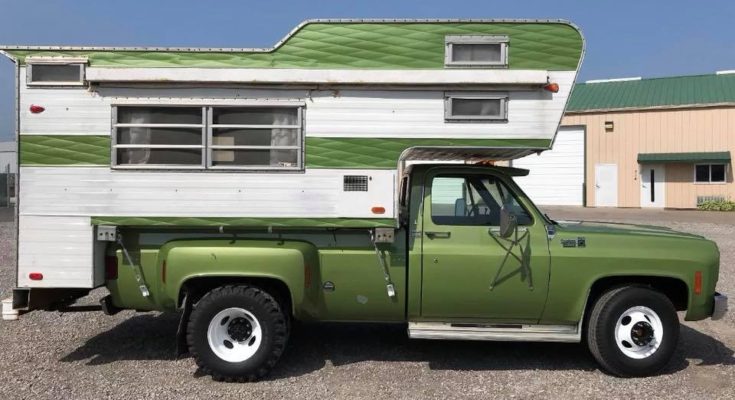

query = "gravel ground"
(0, 206), (733, 399)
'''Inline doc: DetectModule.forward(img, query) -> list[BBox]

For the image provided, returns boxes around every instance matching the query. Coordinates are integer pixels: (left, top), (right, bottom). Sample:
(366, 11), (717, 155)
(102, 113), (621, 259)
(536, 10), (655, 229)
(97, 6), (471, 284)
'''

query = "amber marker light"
(29, 104), (45, 113)
(371, 206), (386, 214)
(694, 271), (702, 295)
(543, 82), (560, 93)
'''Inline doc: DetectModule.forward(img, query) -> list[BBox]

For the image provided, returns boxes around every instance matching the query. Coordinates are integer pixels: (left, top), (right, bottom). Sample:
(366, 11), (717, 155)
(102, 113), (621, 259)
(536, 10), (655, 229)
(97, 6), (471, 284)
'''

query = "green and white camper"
(5, 19), (719, 381)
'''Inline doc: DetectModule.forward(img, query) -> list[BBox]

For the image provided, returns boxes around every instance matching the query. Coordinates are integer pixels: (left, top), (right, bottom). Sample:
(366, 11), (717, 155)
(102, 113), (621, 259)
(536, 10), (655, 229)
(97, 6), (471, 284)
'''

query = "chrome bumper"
(712, 292), (728, 320)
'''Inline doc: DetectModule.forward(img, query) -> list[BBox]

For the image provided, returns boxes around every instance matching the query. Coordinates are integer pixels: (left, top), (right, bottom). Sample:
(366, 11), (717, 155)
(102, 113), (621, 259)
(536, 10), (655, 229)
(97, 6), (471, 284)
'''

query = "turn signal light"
(543, 82), (560, 93)
(29, 104), (45, 114)
(694, 271), (702, 295)
(29, 272), (43, 281)
(105, 255), (118, 280)
(371, 206), (386, 214)
(161, 260), (167, 284)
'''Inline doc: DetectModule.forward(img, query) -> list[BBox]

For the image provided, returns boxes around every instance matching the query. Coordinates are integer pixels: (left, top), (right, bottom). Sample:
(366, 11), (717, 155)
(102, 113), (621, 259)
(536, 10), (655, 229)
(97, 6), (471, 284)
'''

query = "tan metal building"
(560, 73), (735, 209)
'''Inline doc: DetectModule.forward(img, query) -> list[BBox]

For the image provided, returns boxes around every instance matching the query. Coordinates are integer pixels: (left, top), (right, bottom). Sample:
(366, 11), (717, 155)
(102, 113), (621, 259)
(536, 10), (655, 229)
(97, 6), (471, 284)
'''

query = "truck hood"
(554, 220), (705, 240)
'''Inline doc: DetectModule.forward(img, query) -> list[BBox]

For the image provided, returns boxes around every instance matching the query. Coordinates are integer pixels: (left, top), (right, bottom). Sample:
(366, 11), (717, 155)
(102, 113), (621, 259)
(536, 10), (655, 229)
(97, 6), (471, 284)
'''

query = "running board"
(408, 322), (581, 343)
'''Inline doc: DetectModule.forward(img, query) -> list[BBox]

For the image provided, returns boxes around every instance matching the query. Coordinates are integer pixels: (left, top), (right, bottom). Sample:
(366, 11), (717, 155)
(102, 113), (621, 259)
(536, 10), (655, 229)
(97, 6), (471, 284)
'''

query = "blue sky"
(1, 0), (734, 141)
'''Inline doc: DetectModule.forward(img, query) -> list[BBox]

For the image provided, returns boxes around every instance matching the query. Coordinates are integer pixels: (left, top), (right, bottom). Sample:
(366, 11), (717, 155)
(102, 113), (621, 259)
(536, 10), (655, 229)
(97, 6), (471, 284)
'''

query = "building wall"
(0, 141), (17, 174)
(562, 106), (735, 208)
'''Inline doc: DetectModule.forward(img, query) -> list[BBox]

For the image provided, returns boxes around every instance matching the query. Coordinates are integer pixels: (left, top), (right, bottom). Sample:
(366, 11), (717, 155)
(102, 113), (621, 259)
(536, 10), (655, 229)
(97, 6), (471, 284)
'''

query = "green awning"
(637, 151), (731, 164)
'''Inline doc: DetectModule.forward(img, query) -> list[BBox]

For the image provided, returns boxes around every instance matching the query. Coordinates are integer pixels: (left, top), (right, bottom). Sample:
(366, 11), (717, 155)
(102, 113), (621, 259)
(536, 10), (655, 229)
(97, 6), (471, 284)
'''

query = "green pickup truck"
(103, 163), (727, 381)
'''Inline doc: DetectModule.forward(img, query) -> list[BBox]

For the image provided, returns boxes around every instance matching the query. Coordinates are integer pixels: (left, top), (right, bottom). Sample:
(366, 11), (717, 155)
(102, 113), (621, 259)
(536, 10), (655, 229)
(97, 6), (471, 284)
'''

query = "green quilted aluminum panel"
(4, 21), (583, 70)
(19, 135), (551, 167)
(305, 137), (551, 168)
(20, 135), (110, 165)
(568, 73), (735, 112)
(91, 216), (395, 228)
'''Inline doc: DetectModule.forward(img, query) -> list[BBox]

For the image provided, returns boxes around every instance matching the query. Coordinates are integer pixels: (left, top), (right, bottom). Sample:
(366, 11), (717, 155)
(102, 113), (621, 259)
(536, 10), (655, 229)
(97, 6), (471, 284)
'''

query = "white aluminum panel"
(19, 68), (572, 143)
(19, 68), (110, 135)
(18, 168), (396, 219)
(513, 126), (585, 206)
(305, 71), (575, 140)
(17, 215), (94, 288)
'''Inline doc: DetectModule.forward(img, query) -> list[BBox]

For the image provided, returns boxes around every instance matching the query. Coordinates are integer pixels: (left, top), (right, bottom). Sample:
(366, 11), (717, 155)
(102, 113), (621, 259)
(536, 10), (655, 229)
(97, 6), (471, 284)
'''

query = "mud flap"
(176, 294), (193, 357)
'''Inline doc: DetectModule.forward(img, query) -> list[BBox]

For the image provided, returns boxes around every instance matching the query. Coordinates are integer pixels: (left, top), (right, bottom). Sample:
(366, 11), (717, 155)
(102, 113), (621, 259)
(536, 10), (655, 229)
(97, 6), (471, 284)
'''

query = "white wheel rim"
(614, 306), (663, 359)
(207, 307), (263, 363)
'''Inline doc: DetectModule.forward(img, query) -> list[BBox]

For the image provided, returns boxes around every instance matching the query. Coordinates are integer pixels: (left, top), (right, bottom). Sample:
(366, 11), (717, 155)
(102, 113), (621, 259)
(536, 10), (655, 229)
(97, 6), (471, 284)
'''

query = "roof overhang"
(85, 67), (550, 86)
(637, 151), (731, 164)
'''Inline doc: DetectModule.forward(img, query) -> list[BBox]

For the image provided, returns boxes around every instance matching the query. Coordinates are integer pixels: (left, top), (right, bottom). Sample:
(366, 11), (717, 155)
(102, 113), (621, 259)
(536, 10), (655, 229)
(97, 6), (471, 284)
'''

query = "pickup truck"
(102, 163), (727, 381)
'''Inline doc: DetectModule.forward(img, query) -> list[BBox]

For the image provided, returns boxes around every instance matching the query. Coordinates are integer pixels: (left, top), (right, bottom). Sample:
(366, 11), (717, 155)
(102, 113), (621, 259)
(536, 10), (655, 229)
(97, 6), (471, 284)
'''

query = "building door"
(640, 164), (666, 208)
(420, 171), (550, 322)
(594, 164), (618, 207)
(513, 126), (585, 206)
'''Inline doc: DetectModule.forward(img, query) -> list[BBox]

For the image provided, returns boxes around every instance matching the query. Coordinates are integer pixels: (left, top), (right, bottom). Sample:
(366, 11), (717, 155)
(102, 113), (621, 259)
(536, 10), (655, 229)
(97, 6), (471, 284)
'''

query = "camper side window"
(444, 93), (508, 121)
(113, 106), (206, 168)
(209, 107), (302, 169)
(112, 105), (303, 170)
(445, 35), (508, 68)
(27, 63), (85, 86)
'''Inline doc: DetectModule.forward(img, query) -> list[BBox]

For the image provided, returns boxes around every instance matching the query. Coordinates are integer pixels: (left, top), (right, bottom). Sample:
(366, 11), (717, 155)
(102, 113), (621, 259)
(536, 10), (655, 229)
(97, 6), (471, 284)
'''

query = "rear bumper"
(712, 292), (728, 320)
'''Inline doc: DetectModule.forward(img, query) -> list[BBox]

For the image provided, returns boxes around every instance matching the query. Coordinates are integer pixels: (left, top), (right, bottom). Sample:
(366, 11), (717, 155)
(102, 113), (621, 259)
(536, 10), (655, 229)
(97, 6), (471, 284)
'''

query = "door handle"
(425, 231), (451, 239)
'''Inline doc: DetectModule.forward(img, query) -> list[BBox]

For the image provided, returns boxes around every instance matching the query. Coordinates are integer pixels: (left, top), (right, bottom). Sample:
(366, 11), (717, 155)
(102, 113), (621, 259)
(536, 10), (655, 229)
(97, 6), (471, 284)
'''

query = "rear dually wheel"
(187, 285), (289, 382)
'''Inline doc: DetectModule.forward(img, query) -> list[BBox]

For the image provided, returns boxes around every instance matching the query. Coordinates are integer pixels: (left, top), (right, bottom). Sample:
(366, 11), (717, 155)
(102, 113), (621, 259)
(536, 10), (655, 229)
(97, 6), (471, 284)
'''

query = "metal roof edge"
(566, 102), (735, 114)
(0, 18), (581, 54)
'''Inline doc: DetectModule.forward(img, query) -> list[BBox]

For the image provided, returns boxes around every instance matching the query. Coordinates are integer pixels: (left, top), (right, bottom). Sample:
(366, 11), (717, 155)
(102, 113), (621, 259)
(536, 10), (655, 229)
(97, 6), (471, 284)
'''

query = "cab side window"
(430, 175), (532, 226)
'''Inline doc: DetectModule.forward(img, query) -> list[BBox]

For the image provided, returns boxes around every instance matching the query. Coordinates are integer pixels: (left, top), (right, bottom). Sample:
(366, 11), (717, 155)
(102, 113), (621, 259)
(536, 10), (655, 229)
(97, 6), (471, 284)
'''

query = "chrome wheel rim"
(614, 306), (663, 359)
(207, 307), (262, 363)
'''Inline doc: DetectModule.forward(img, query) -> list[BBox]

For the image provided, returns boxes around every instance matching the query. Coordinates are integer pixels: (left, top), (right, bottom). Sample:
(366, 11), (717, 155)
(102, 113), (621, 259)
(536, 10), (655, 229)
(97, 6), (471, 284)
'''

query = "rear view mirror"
(498, 207), (517, 238)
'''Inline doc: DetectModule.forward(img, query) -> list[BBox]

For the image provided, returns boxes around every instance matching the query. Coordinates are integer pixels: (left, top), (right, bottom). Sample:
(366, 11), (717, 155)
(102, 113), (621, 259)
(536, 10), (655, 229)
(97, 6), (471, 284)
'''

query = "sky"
(1, 0), (734, 141)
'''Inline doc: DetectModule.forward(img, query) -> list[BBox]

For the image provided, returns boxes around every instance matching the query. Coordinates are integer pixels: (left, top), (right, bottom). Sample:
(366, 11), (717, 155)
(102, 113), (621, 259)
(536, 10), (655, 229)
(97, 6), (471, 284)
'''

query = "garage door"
(512, 126), (585, 206)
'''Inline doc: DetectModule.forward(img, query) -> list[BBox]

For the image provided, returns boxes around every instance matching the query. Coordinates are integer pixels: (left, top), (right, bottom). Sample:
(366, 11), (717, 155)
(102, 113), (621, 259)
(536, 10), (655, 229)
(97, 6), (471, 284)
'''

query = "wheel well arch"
(584, 275), (689, 316)
(178, 275), (294, 316)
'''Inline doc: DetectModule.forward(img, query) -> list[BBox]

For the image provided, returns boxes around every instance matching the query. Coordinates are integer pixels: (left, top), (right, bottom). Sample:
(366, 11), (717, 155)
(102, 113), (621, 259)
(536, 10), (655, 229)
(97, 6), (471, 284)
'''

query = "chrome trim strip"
(408, 321), (581, 343)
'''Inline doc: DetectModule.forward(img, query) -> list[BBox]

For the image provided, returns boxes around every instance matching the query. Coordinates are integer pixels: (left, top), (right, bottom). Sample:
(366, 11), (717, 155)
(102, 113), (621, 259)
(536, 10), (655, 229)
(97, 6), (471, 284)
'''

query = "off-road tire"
(586, 285), (679, 377)
(187, 285), (289, 382)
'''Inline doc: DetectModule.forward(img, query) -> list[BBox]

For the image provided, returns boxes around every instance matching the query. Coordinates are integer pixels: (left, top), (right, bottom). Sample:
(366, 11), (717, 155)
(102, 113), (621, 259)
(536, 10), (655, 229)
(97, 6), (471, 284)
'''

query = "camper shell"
(1, 18), (583, 293)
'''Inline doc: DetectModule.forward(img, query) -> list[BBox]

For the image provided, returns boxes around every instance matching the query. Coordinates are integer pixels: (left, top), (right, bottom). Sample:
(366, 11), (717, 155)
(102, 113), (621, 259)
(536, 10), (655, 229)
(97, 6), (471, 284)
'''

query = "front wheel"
(586, 286), (679, 377)
(187, 285), (289, 382)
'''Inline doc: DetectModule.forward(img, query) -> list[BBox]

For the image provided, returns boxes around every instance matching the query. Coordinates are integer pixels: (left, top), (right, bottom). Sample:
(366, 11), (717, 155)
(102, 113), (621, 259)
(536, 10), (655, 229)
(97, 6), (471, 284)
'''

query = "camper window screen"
(444, 94), (508, 121)
(113, 107), (206, 168)
(445, 35), (508, 67)
(209, 107), (301, 169)
(27, 63), (85, 85)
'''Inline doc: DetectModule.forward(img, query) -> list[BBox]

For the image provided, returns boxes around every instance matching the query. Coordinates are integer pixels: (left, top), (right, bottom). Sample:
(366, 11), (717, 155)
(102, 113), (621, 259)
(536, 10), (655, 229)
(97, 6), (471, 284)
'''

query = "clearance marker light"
(371, 206), (386, 215)
(694, 271), (702, 295)
(29, 104), (45, 113)
(543, 82), (560, 93)
(29, 272), (43, 281)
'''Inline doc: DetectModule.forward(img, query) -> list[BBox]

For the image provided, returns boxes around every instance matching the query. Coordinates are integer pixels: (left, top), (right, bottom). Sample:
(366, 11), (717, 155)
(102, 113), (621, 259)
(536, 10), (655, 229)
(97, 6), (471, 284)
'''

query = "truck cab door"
(420, 170), (550, 322)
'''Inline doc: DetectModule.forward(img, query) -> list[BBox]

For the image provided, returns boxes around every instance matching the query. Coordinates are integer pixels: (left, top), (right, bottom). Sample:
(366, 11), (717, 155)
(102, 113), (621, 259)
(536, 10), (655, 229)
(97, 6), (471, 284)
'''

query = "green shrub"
(698, 200), (735, 211)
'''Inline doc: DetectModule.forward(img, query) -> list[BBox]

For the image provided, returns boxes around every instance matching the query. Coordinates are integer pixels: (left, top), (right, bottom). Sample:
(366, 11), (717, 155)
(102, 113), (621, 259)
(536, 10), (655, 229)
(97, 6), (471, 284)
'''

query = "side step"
(408, 322), (581, 343)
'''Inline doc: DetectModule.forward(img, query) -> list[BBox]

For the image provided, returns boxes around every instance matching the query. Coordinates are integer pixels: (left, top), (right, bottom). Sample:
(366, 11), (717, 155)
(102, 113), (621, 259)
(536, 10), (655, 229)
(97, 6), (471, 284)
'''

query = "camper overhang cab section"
(4, 19), (725, 381)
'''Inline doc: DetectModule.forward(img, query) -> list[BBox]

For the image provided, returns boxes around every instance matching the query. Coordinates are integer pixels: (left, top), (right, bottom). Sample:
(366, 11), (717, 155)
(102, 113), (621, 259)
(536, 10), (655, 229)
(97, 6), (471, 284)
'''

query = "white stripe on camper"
(20, 68), (574, 141)
(18, 167), (396, 219)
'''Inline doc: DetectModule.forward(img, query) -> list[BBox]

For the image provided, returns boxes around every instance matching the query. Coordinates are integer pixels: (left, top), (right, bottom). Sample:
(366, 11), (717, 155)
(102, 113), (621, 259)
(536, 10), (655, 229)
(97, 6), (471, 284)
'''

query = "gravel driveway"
(0, 206), (733, 399)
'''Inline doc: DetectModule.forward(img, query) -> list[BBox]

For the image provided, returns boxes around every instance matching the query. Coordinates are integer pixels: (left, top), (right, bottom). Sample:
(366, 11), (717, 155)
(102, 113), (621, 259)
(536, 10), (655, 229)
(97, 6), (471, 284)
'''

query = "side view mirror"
(498, 207), (517, 238)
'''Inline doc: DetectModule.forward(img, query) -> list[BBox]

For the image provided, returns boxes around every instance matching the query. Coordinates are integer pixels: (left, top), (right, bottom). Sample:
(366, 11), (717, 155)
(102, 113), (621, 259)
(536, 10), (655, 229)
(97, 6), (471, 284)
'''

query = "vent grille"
(697, 195), (725, 205)
(344, 175), (368, 191)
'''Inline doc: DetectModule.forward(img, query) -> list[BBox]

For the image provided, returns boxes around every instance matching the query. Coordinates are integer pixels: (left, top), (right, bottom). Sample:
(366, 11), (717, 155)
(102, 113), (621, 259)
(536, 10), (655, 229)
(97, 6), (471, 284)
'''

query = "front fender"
(159, 239), (320, 318)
